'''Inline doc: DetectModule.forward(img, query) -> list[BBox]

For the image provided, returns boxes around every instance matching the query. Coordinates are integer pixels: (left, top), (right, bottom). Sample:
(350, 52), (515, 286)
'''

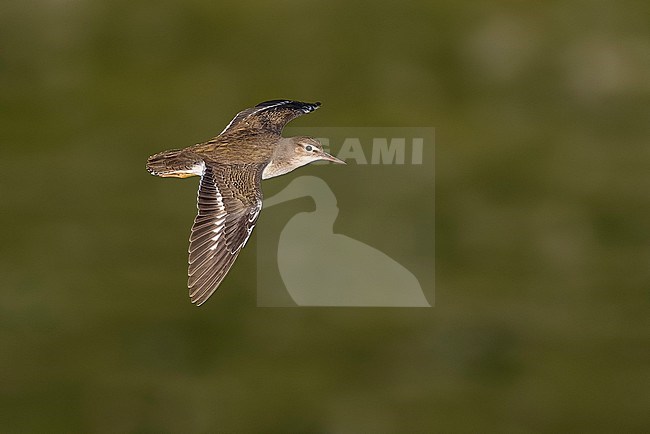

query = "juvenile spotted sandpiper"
(146, 100), (344, 306)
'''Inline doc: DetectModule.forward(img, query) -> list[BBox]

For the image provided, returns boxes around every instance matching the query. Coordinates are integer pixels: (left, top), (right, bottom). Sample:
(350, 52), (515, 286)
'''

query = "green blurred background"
(1, 0), (649, 432)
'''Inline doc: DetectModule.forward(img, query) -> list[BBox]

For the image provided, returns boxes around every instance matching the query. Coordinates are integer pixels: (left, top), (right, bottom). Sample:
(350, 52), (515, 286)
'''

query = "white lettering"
(337, 138), (367, 164)
(371, 138), (405, 164)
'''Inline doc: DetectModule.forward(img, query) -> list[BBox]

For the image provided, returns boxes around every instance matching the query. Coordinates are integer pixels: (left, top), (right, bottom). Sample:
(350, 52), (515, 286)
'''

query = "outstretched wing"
(188, 163), (263, 306)
(220, 100), (321, 136)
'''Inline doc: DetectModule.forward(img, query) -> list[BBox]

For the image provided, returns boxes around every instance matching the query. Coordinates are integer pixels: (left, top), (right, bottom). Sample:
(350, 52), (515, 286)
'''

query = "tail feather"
(146, 149), (205, 178)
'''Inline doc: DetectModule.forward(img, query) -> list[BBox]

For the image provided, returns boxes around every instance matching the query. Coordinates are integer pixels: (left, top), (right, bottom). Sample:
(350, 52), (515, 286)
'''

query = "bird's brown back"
(188, 130), (279, 165)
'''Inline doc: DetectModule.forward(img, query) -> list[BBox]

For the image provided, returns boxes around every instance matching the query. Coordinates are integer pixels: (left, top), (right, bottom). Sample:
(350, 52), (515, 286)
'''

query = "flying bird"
(146, 100), (344, 305)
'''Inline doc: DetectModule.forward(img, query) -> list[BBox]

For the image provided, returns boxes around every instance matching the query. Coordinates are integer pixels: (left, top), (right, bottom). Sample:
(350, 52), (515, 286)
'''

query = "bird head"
(291, 136), (346, 167)
(262, 136), (345, 180)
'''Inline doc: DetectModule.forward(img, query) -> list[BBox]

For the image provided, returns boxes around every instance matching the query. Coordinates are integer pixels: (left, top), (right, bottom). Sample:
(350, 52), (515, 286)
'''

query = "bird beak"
(319, 151), (346, 165)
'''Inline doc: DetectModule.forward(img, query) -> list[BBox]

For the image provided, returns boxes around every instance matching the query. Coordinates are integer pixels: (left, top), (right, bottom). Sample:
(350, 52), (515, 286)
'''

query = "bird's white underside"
(190, 161), (206, 176)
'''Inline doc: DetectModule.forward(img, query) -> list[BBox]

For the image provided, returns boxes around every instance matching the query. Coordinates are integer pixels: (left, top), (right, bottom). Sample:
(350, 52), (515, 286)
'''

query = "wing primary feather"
(220, 100), (321, 136)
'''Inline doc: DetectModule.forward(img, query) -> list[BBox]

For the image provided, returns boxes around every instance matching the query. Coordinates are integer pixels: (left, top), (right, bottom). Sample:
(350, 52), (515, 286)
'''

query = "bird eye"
(305, 145), (313, 152)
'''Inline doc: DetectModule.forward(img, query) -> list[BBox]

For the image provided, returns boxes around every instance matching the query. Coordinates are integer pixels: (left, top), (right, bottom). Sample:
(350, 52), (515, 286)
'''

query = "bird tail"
(146, 149), (205, 178)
